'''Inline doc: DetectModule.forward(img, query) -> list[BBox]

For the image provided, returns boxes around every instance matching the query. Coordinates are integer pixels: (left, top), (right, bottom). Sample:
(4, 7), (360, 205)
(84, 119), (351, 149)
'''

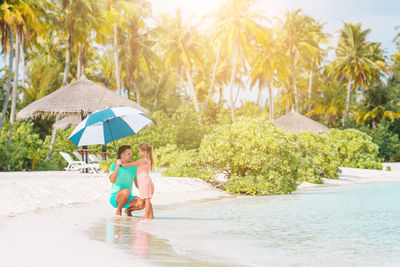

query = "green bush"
(99, 158), (115, 173)
(294, 131), (341, 183)
(0, 121), (47, 171)
(323, 129), (382, 169)
(44, 128), (78, 170)
(154, 144), (213, 179)
(359, 122), (400, 162)
(199, 117), (303, 195)
(161, 149), (213, 179)
(121, 105), (209, 151)
(35, 161), (60, 171)
(154, 144), (179, 168)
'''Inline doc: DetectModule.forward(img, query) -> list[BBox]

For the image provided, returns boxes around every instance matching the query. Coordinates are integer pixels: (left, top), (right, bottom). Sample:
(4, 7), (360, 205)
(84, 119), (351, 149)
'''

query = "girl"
(121, 142), (154, 219)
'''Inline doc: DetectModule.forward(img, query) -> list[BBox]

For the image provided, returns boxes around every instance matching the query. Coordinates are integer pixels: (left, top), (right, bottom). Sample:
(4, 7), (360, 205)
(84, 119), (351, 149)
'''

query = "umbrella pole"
(106, 120), (119, 159)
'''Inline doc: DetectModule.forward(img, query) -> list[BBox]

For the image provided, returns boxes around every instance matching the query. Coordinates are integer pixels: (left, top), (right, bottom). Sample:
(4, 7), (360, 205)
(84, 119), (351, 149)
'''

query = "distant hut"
(274, 110), (329, 134)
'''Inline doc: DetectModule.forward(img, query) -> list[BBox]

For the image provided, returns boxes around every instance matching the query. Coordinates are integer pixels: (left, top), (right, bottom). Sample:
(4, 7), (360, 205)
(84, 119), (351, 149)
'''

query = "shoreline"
(1, 164), (400, 218)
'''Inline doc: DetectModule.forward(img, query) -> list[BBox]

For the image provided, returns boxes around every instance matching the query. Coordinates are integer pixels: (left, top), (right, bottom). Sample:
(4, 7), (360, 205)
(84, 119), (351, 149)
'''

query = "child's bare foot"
(139, 216), (154, 220)
(124, 209), (132, 217)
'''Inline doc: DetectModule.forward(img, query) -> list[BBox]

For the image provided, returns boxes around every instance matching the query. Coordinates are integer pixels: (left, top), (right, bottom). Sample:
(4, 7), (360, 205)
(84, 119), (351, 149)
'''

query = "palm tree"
(58, 0), (101, 85)
(213, 0), (262, 122)
(330, 22), (378, 124)
(306, 77), (346, 127)
(250, 26), (283, 120)
(201, 37), (221, 119)
(119, 2), (155, 104)
(23, 30), (63, 105)
(2, 0), (38, 125)
(355, 81), (400, 127)
(277, 9), (319, 113)
(303, 21), (328, 113)
(0, 20), (14, 132)
(102, 0), (138, 95)
(366, 42), (386, 85)
(155, 10), (202, 112)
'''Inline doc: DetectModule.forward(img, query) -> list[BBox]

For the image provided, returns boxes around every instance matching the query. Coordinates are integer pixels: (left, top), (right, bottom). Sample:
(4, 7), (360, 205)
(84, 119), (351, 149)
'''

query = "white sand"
(0, 170), (228, 217)
(298, 163), (400, 189)
(1, 165), (400, 266)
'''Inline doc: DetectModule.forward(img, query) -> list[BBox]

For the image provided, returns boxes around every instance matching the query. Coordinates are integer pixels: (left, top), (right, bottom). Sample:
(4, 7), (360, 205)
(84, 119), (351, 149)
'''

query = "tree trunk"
(153, 94), (158, 110)
(135, 81), (140, 104)
(20, 33), (25, 102)
(3, 49), (6, 69)
(77, 44), (82, 79)
(291, 60), (299, 112)
(307, 68), (313, 113)
(256, 81), (262, 106)
(270, 77), (274, 120)
(47, 115), (61, 162)
(9, 30), (21, 125)
(202, 42), (221, 118)
(185, 68), (200, 112)
(0, 24), (14, 132)
(228, 45), (238, 122)
(286, 85), (290, 114)
(267, 65), (274, 121)
(344, 74), (353, 125)
(234, 83), (240, 105)
(114, 24), (121, 95)
(218, 86), (223, 106)
(62, 34), (72, 86)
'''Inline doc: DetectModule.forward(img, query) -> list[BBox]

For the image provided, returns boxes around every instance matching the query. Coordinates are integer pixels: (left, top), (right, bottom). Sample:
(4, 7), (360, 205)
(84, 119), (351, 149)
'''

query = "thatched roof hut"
(53, 115), (81, 130)
(17, 75), (149, 120)
(274, 110), (329, 134)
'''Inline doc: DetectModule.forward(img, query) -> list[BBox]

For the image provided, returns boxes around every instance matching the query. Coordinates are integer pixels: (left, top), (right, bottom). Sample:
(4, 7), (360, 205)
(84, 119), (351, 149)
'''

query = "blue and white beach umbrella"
(68, 106), (152, 153)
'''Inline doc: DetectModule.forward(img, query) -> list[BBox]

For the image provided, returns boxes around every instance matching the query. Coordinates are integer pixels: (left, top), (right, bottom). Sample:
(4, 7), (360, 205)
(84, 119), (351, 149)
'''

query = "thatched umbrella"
(17, 75), (149, 120)
(274, 110), (329, 134)
(53, 115), (81, 130)
(17, 75), (150, 160)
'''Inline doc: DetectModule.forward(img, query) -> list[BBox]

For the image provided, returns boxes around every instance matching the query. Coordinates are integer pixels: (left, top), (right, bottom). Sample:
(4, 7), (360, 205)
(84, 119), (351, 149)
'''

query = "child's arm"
(121, 158), (146, 167)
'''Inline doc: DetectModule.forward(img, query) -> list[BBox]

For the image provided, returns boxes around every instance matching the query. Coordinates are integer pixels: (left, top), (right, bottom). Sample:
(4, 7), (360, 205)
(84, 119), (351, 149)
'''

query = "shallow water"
(88, 216), (223, 266)
(90, 182), (400, 266)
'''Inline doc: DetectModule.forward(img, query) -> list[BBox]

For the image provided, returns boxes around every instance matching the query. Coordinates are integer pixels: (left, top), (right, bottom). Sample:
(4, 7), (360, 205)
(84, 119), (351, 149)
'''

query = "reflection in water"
(89, 216), (220, 266)
(105, 216), (151, 259)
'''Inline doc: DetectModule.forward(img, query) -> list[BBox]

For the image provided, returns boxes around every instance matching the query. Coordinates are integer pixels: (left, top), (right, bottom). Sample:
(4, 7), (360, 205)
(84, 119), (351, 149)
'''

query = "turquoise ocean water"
(91, 182), (400, 266)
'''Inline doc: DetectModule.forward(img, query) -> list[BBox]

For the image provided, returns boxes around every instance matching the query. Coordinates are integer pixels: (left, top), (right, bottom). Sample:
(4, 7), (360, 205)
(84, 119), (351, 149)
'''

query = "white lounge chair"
(72, 151), (83, 161)
(88, 154), (100, 163)
(59, 152), (99, 173)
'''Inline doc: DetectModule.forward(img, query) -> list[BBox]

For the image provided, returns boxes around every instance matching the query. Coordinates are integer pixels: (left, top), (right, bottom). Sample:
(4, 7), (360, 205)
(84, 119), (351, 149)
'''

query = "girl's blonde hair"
(138, 142), (153, 170)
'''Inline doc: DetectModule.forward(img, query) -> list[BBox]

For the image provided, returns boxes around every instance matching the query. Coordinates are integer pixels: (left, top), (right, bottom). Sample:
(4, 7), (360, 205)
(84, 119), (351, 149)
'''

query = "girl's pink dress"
(137, 158), (154, 199)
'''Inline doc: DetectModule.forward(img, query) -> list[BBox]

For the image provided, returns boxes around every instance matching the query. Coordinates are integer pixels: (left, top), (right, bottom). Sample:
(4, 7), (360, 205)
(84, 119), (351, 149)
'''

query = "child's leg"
(142, 199), (154, 219)
(125, 198), (144, 216)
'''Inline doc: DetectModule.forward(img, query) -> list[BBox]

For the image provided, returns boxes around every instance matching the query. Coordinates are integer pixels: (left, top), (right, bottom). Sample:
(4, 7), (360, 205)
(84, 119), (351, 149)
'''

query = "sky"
(149, 0), (400, 55)
(148, 0), (400, 106)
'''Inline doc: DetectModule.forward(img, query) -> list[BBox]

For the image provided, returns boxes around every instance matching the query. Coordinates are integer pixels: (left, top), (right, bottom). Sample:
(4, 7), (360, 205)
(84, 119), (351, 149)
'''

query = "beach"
(1, 165), (400, 266)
